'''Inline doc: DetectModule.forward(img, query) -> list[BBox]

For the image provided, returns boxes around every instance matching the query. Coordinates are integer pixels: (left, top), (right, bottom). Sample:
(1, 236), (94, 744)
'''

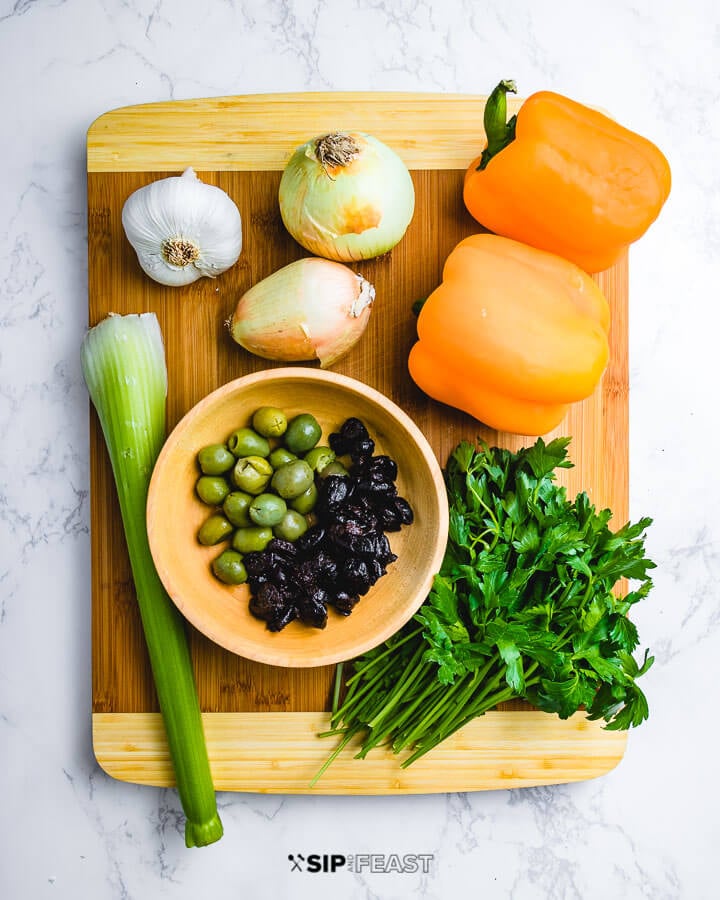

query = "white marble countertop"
(1, 1), (718, 897)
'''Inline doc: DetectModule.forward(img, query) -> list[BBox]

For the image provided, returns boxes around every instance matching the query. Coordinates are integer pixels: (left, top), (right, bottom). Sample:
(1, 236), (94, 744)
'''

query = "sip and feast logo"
(288, 852), (434, 874)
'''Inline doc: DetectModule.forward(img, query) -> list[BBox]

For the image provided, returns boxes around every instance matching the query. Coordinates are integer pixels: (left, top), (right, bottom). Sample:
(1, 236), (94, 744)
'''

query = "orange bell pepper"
(407, 234), (610, 436)
(463, 80), (671, 273)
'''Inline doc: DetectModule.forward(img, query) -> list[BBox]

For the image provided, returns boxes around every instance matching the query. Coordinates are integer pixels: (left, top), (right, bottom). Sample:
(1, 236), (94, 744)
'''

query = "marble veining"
(1, 0), (718, 898)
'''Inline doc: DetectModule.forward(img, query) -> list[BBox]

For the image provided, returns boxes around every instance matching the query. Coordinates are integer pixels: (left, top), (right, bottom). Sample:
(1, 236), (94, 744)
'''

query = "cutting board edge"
(92, 711), (628, 795)
(86, 90), (525, 172)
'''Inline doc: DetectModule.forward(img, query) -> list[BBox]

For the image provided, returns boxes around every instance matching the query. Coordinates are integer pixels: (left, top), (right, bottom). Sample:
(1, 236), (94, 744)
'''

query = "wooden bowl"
(147, 368), (448, 667)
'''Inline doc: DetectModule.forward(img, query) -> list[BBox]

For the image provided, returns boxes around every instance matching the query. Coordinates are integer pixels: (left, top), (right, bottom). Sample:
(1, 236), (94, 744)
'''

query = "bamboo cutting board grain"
(87, 93), (629, 792)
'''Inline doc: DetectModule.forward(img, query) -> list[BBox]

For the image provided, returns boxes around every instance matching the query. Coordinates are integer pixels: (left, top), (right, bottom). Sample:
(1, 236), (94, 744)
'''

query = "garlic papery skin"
(229, 257), (375, 368)
(278, 132), (415, 263)
(121, 168), (242, 287)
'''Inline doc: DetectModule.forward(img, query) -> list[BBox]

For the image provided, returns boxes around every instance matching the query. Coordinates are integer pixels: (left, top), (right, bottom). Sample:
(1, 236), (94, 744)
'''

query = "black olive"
(394, 496), (414, 525)
(268, 604), (298, 632)
(377, 504), (402, 531)
(327, 520), (366, 551)
(249, 582), (285, 621)
(296, 525), (326, 554)
(298, 588), (329, 629)
(343, 417), (370, 440)
(352, 533), (379, 558)
(333, 504), (378, 532)
(314, 550), (338, 585)
(243, 551), (271, 577)
(372, 532), (392, 560)
(296, 559), (320, 589)
(358, 479), (397, 496)
(350, 437), (375, 461)
(368, 455), (398, 481)
(333, 591), (359, 615)
(266, 537), (298, 561)
(268, 564), (289, 587)
(329, 417), (370, 455)
(340, 558), (373, 595)
(316, 475), (355, 517)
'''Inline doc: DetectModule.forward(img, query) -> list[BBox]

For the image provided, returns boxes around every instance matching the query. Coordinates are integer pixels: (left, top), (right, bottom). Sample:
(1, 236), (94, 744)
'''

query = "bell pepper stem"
(478, 79), (518, 170)
(412, 297), (428, 317)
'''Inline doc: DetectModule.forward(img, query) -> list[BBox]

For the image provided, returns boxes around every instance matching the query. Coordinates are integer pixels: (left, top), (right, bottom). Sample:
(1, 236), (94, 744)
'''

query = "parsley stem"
(467, 479), (501, 534)
(362, 676), (445, 752)
(341, 649), (424, 732)
(400, 673), (484, 751)
(392, 672), (474, 751)
(309, 725), (361, 788)
(344, 626), (423, 686)
(403, 675), (543, 768)
(393, 657), (496, 752)
(400, 685), (520, 767)
(366, 645), (428, 729)
(390, 683), (449, 751)
(336, 674), (360, 712)
(331, 662), (344, 716)
(331, 650), (403, 727)
(426, 667), (504, 742)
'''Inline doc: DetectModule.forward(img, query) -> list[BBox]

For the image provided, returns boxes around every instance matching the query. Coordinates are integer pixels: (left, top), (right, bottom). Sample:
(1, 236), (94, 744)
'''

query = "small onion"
(229, 257), (375, 368)
(278, 131), (415, 262)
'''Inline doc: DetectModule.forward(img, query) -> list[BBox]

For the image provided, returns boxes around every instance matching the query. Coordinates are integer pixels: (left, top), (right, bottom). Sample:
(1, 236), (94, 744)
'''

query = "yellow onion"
(278, 132), (415, 262)
(229, 257), (375, 368)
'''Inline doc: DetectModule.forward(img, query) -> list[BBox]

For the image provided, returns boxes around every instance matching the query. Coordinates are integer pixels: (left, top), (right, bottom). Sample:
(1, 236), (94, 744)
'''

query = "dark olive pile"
(244, 417), (413, 631)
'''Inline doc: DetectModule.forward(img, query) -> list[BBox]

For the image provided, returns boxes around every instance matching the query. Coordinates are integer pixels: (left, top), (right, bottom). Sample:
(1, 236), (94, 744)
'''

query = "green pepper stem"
(478, 79), (518, 171)
(412, 298), (428, 317)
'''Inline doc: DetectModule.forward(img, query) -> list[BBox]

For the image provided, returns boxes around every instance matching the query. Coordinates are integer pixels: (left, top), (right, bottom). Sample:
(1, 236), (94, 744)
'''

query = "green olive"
(270, 459), (314, 499)
(268, 447), (297, 469)
(227, 427), (270, 459)
(197, 514), (234, 546)
(273, 510), (309, 542)
(222, 491), (254, 527)
(284, 413), (322, 454)
(232, 456), (273, 494)
(211, 550), (248, 585)
(252, 406), (288, 438)
(232, 526), (273, 554)
(195, 475), (230, 506)
(303, 445), (335, 473)
(289, 481), (318, 515)
(249, 493), (288, 527)
(197, 443), (235, 475)
(318, 460), (350, 479)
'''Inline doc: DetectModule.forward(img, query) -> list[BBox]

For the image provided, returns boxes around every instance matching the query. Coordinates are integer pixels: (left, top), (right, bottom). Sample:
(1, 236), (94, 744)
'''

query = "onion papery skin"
(229, 257), (375, 368)
(278, 132), (415, 262)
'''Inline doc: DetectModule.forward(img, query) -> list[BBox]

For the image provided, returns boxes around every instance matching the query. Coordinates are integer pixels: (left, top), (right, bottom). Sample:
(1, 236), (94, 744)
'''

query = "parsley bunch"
(316, 437), (655, 776)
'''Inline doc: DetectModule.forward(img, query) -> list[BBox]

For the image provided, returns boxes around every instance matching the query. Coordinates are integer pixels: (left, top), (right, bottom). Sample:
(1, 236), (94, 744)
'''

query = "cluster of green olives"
(194, 406), (347, 585)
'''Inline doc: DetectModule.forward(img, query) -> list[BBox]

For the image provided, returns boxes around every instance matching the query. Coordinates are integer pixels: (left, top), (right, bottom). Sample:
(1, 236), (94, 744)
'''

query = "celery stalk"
(81, 313), (223, 848)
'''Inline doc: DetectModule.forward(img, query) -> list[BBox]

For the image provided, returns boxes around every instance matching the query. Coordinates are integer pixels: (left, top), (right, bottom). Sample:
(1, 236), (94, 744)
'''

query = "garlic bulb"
(121, 168), (242, 287)
(229, 257), (375, 368)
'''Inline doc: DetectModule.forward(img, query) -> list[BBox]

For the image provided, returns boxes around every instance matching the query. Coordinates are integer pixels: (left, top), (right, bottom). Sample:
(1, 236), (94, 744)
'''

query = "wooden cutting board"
(87, 93), (628, 793)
